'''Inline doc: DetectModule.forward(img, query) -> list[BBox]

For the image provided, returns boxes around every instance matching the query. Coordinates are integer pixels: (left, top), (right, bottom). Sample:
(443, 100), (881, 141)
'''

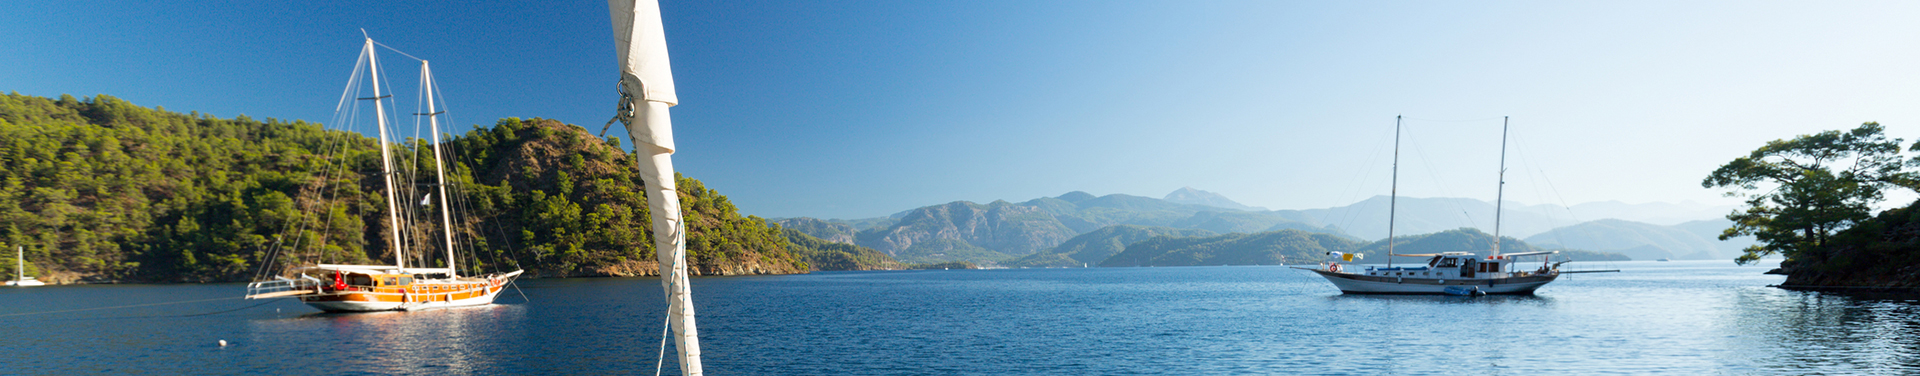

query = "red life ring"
(1328, 263), (1341, 273)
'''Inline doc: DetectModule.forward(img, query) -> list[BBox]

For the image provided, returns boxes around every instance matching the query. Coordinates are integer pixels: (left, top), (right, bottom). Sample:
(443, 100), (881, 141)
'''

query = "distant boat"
(241, 36), (520, 312)
(1657, 258), (1671, 262)
(1299, 117), (1613, 294)
(6, 246), (44, 287)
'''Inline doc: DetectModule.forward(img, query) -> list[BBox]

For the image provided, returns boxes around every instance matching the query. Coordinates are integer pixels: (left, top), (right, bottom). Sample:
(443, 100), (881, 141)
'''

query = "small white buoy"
(218, 340), (228, 347)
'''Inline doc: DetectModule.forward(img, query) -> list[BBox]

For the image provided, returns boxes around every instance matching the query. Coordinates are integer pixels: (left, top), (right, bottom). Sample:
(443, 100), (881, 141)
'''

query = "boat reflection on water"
(245, 303), (529, 373)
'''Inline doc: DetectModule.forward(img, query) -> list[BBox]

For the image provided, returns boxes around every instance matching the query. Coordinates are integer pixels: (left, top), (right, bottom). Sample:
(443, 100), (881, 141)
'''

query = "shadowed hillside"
(0, 93), (898, 283)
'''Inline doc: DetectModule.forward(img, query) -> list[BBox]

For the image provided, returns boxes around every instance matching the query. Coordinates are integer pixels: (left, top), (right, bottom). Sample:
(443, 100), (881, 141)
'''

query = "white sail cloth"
(609, 0), (701, 375)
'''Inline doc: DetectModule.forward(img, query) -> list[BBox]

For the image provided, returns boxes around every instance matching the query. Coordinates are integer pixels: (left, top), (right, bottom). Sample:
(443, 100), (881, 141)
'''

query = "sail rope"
(1400, 123), (1482, 231)
(655, 309), (671, 376)
(1319, 121), (1394, 236)
(252, 44), (374, 282)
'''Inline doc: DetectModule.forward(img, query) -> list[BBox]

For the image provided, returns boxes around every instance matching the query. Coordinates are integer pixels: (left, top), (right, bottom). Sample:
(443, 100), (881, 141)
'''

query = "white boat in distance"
(1297, 117), (1607, 295)
(1310, 251), (1559, 295)
(7, 246), (45, 287)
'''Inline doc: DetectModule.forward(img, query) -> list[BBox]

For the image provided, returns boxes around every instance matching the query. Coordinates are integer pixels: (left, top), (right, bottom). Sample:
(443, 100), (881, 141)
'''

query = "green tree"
(1702, 122), (1914, 265)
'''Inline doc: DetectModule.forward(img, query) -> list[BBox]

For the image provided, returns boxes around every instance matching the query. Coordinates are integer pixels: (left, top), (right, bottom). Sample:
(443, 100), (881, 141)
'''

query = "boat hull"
(1310, 269), (1556, 295)
(299, 272), (521, 312)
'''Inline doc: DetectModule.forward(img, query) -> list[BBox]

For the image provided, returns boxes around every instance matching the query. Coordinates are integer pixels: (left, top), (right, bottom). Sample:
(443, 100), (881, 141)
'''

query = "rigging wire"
(1400, 122), (1482, 231)
(1321, 121), (1394, 237)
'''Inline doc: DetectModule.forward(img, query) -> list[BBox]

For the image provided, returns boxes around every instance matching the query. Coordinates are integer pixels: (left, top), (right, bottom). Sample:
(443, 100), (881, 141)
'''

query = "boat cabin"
(1358, 251), (1553, 279)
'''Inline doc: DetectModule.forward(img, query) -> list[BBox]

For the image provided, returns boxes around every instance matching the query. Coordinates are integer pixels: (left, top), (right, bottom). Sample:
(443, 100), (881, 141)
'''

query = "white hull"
(297, 271), (522, 313)
(305, 299), (408, 312)
(300, 288), (506, 312)
(1310, 269), (1556, 295)
(5, 279), (45, 287)
(401, 286), (511, 311)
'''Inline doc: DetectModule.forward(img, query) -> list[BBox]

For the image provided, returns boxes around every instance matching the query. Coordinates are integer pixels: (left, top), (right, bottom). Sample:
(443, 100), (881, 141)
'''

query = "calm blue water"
(2, 260), (1916, 375)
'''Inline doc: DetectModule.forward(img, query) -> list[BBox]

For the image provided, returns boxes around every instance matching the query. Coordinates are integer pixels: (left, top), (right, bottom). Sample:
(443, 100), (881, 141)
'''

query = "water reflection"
(1730, 290), (1920, 374)
(1327, 293), (1556, 306)
(245, 304), (527, 374)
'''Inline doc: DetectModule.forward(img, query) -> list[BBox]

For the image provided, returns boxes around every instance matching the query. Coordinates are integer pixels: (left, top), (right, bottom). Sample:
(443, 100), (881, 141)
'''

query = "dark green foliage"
(780, 229), (902, 271)
(1703, 122), (1913, 265)
(0, 93), (812, 282)
(0, 93), (374, 282)
(1777, 198), (1920, 288)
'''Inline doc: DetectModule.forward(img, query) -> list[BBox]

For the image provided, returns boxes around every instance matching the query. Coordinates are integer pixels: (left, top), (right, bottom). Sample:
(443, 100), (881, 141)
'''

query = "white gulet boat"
(1300, 117), (1606, 295)
(6, 246), (45, 287)
(242, 37), (521, 312)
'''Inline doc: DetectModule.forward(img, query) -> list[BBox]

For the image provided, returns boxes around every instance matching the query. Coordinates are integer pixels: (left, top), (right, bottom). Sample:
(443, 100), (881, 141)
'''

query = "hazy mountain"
(782, 230), (904, 271)
(1536, 201), (1739, 226)
(785, 188), (1726, 265)
(1351, 228), (1540, 263)
(855, 200), (1078, 260)
(1101, 227), (1628, 268)
(1290, 196), (1567, 241)
(842, 191), (1340, 264)
(1164, 187), (1265, 211)
(775, 217), (858, 244)
(1524, 219), (1738, 260)
(1102, 229), (1360, 267)
(1671, 218), (1762, 255)
(1006, 225), (1218, 267)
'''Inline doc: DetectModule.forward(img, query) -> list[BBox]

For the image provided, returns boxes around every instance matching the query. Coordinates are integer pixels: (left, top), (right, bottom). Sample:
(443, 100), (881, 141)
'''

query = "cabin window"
(399, 277), (413, 285)
(347, 274), (372, 286)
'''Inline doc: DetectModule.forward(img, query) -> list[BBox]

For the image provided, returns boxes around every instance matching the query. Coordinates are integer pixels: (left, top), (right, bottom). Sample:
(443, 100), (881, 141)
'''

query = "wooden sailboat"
(1300, 116), (1563, 295)
(6, 246), (45, 287)
(243, 37), (521, 312)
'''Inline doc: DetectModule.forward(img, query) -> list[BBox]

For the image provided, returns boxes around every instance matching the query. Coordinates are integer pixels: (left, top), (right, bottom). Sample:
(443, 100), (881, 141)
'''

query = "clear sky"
(9, 1), (1920, 219)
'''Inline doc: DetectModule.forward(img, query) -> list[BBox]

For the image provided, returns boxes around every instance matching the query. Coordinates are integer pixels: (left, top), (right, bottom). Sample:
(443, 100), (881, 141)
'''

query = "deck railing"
(245, 275), (324, 299)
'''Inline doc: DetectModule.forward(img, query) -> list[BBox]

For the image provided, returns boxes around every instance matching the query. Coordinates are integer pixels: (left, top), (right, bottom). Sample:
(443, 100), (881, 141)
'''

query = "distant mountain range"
(1163, 187), (1266, 211)
(777, 188), (1752, 265)
(1098, 227), (1629, 268)
(1524, 218), (1756, 260)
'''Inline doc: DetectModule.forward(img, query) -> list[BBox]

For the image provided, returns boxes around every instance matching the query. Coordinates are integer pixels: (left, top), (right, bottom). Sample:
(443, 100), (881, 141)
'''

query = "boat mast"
(1388, 115), (1401, 268)
(1493, 116), (1508, 257)
(422, 60), (456, 277)
(15, 246), (21, 282)
(365, 38), (407, 269)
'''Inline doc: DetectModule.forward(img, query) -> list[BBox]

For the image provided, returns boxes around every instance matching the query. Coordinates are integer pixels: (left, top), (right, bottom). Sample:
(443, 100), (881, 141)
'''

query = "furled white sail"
(609, 1), (701, 375)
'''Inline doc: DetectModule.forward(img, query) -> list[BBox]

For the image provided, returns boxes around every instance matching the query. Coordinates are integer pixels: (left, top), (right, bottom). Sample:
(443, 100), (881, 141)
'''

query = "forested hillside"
(0, 93), (898, 283)
(1006, 225), (1216, 267)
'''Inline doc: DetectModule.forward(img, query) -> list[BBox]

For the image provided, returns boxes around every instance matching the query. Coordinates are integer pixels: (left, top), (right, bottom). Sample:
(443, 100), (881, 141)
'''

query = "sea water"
(1, 260), (1915, 374)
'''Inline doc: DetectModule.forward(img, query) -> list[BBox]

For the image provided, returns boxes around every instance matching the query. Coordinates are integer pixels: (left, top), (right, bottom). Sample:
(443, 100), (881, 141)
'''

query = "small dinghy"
(1443, 285), (1487, 296)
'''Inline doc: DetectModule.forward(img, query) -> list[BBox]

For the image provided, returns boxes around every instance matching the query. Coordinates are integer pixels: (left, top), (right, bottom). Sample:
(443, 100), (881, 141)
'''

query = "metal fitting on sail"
(599, 79), (638, 138)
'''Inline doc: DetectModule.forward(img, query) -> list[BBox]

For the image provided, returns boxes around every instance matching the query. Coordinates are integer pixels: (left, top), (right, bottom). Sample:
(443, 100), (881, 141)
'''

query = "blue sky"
(9, 1), (1920, 219)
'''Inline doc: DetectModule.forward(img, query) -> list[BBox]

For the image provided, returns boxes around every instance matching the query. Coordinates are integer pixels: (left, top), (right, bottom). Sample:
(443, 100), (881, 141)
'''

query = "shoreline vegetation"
(0, 93), (906, 283)
(1704, 123), (1920, 291)
(30, 92), (1872, 286)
